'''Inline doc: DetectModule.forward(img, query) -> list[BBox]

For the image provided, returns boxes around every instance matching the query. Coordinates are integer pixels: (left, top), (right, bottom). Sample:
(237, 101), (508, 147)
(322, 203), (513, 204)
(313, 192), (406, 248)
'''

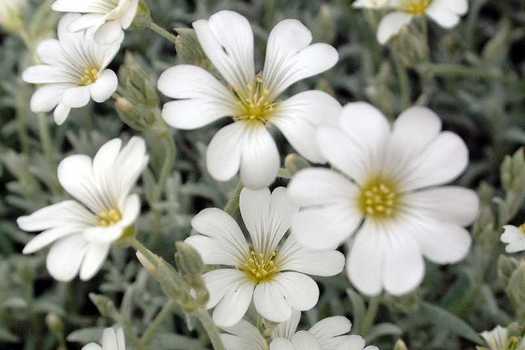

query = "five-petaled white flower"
(480, 325), (525, 350)
(354, 0), (469, 44)
(17, 137), (148, 282)
(501, 225), (525, 254)
(51, 0), (139, 44)
(158, 10), (340, 190)
(82, 326), (126, 350)
(22, 14), (121, 125)
(288, 103), (479, 296)
(185, 187), (345, 327)
(221, 310), (378, 350)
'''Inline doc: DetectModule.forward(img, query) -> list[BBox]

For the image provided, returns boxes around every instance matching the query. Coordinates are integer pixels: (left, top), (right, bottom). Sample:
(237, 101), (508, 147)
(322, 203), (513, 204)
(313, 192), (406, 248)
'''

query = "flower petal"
(275, 272), (319, 311)
(23, 225), (86, 254)
(158, 65), (237, 129)
(309, 316), (352, 349)
(114, 136), (149, 202)
(241, 187), (297, 255)
(57, 154), (101, 213)
(426, 2), (461, 28)
(405, 215), (472, 264)
(206, 122), (245, 182)
(17, 200), (94, 232)
(271, 91), (342, 163)
(30, 85), (69, 113)
(36, 39), (65, 65)
(288, 168), (360, 207)
(191, 208), (249, 261)
(405, 187), (479, 226)
(213, 281), (254, 327)
(401, 132), (468, 191)
(263, 19), (338, 99)
(270, 338), (295, 350)
(377, 11), (413, 44)
(90, 69), (118, 103)
(61, 86), (91, 108)
(69, 14), (106, 32)
(203, 269), (247, 308)
(94, 20), (124, 44)
(193, 10), (255, 90)
(380, 221), (425, 295)
(347, 221), (385, 296)
(279, 236), (345, 276)
(46, 234), (89, 281)
(239, 125), (280, 189)
(54, 104), (71, 125)
(221, 320), (267, 350)
(79, 243), (111, 280)
(185, 235), (240, 266)
(291, 331), (322, 350)
(23, 65), (74, 84)
(501, 226), (525, 254)
(253, 281), (292, 323)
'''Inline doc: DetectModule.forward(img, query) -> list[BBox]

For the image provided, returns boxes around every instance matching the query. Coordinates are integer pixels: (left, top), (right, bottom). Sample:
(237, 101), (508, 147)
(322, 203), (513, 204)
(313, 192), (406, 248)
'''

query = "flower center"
(242, 250), (280, 283)
(97, 208), (122, 227)
(519, 224), (525, 236)
(79, 67), (100, 86)
(234, 75), (276, 125)
(401, 0), (432, 15)
(358, 177), (401, 220)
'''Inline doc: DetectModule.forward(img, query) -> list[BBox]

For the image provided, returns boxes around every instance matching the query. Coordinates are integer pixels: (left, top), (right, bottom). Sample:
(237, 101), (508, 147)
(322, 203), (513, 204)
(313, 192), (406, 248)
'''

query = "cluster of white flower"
(13, 1), (503, 349)
(221, 310), (378, 350)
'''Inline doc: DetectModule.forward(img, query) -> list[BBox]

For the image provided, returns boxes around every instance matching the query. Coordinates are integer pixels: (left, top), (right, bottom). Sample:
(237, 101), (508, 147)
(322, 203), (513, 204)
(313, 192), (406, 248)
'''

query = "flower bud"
(117, 53), (162, 131)
(175, 242), (205, 276)
(174, 28), (213, 70)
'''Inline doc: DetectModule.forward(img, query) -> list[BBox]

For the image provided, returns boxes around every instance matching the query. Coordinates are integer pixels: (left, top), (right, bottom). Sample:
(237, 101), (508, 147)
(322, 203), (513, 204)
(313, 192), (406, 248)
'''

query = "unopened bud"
(89, 293), (119, 319)
(175, 242), (205, 276)
(136, 252), (157, 275)
(175, 28), (212, 70)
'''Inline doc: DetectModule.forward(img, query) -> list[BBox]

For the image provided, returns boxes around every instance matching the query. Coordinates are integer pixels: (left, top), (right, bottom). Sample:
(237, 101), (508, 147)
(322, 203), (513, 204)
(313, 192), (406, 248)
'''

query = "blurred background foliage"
(1, 0), (525, 349)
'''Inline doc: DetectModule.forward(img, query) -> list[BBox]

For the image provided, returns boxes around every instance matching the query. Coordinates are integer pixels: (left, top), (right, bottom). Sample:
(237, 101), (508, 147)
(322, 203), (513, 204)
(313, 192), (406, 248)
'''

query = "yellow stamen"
(401, 0), (432, 15)
(97, 208), (122, 227)
(242, 249), (280, 283)
(234, 74), (276, 125)
(358, 177), (401, 220)
(79, 67), (100, 86)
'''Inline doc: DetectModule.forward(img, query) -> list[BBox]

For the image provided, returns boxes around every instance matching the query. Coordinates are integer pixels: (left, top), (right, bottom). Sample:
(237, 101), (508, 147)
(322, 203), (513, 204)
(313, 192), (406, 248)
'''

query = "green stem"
(148, 21), (178, 45)
(416, 63), (515, 83)
(360, 296), (380, 336)
(153, 130), (176, 202)
(140, 301), (175, 347)
(37, 114), (61, 194)
(195, 309), (226, 350)
(127, 237), (226, 350)
(394, 56), (411, 110)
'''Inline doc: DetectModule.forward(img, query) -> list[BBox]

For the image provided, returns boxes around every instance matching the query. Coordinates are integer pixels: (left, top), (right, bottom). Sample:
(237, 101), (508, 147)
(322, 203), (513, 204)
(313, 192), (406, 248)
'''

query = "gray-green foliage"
(1, 0), (525, 349)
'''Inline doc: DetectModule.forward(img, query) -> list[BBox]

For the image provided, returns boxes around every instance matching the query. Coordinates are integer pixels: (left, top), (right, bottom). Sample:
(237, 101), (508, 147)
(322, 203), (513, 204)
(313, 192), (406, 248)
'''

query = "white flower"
(288, 103), (479, 296)
(22, 14), (121, 125)
(501, 225), (525, 253)
(221, 311), (378, 350)
(51, 0), (139, 44)
(17, 137), (148, 282)
(185, 187), (345, 327)
(357, 0), (469, 44)
(158, 10), (340, 190)
(0, 0), (26, 32)
(480, 326), (525, 350)
(82, 326), (126, 350)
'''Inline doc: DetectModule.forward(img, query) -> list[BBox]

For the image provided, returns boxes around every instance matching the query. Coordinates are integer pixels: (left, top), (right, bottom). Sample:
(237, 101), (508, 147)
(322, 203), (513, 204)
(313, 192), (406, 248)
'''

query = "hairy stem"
(148, 21), (178, 45)
(195, 309), (226, 350)
(360, 296), (380, 336)
(140, 301), (175, 347)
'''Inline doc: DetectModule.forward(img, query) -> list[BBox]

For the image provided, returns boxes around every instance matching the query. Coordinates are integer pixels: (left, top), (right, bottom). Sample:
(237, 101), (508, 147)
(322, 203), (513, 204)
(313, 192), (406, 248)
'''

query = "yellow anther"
(97, 208), (122, 227)
(358, 177), (402, 220)
(79, 67), (100, 86)
(242, 249), (280, 283)
(234, 74), (276, 125)
(401, 0), (432, 15)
